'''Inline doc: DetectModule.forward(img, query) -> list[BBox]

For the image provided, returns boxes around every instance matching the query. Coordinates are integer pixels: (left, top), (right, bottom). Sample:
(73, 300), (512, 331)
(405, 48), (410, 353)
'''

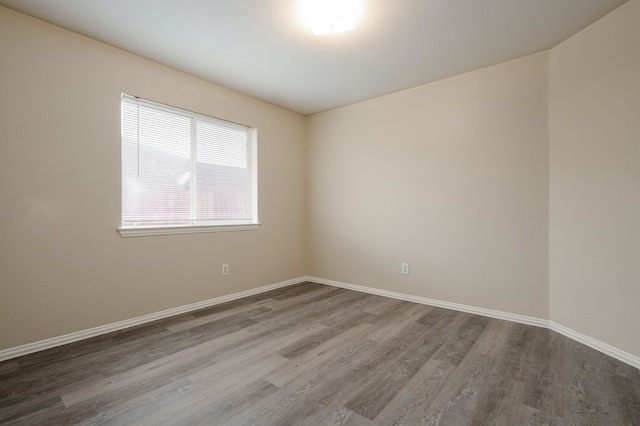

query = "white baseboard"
(549, 321), (640, 370)
(3, 275), (639, 370)
(0, 276), (307, 363)
(306, 276), (640, 370)
(307, 276), (549, 328)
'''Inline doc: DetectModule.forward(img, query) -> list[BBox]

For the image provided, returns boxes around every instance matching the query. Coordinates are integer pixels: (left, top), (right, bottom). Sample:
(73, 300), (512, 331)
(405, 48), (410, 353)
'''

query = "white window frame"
(118, 94), (259, 237)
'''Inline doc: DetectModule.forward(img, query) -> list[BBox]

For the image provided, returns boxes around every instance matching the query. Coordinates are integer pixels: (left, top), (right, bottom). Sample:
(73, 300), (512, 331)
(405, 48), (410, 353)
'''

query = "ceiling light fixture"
(299, 0), (363, 35)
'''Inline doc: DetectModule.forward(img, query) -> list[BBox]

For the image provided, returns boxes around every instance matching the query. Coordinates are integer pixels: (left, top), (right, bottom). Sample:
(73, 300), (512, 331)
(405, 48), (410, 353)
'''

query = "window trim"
(119, 94), (259, 237)
(118, 222), (260, 237)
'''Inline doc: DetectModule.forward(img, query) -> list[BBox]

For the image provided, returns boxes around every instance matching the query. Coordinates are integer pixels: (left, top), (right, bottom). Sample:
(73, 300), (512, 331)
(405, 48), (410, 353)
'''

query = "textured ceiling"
(0, 0), (628, 115)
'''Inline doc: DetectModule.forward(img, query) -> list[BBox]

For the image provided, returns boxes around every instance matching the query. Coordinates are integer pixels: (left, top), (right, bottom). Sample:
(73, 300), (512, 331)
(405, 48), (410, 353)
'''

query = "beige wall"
(308, 53), (550, 319)
(0, 7), (308, 350)
(549, 0), (640, 357)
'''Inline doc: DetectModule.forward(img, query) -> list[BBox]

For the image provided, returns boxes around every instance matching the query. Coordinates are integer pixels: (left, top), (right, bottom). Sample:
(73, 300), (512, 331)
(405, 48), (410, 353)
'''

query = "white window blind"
(121, 94), (257, 230)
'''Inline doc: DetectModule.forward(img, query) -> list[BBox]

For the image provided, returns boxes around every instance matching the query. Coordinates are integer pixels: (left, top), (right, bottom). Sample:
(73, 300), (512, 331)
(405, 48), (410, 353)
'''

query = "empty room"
(0, 0), (639, 424)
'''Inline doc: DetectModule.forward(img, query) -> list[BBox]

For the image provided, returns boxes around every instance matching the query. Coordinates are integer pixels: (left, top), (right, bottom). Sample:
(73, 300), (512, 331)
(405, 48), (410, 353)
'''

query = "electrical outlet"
(401, 263), (410, 275)
(222, 263), (229, 276)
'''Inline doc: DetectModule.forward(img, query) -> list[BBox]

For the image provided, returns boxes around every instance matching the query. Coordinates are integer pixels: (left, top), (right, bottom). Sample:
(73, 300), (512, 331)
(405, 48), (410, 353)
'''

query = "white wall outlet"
(222, 263), (229, 276)
(401, 263), (410, 275)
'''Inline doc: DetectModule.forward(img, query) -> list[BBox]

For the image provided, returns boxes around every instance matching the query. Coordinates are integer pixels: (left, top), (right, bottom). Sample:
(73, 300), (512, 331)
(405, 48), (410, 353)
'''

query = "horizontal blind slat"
(122, 94), (255, 227)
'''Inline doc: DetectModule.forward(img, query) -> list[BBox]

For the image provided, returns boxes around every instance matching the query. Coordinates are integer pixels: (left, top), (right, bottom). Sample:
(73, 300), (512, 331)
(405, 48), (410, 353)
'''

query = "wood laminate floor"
(1, 282), (639, 425)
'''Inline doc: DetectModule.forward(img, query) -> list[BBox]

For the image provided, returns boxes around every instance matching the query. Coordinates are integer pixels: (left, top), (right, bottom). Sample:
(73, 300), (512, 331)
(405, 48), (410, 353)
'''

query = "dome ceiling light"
(298, 0), (363, 35)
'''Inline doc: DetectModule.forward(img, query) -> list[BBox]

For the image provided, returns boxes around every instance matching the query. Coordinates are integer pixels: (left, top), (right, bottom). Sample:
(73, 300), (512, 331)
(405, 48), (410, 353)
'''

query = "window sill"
(118, 223), (260, 237)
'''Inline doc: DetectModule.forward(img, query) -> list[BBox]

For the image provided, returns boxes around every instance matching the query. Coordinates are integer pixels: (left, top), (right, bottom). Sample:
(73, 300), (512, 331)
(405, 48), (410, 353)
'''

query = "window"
(119, 94), (258, 237)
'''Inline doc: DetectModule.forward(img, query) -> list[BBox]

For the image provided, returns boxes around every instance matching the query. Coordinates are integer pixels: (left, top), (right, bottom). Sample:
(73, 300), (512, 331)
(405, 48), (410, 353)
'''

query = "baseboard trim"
(306, 276), (640, 370)
(0, 276), (307, 363)
(307, 276), (549, 328)
(549, 321), (640, 370)
(3, 276), (638, 370)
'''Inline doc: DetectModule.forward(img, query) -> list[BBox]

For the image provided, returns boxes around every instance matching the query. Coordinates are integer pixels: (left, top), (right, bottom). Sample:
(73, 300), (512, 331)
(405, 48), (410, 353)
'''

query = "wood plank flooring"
(1, 282), (639, 425)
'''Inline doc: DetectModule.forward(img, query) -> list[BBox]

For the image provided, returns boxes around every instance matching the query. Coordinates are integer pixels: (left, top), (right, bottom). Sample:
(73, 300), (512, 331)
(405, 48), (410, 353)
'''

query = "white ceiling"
(0, 0), (628, 115)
